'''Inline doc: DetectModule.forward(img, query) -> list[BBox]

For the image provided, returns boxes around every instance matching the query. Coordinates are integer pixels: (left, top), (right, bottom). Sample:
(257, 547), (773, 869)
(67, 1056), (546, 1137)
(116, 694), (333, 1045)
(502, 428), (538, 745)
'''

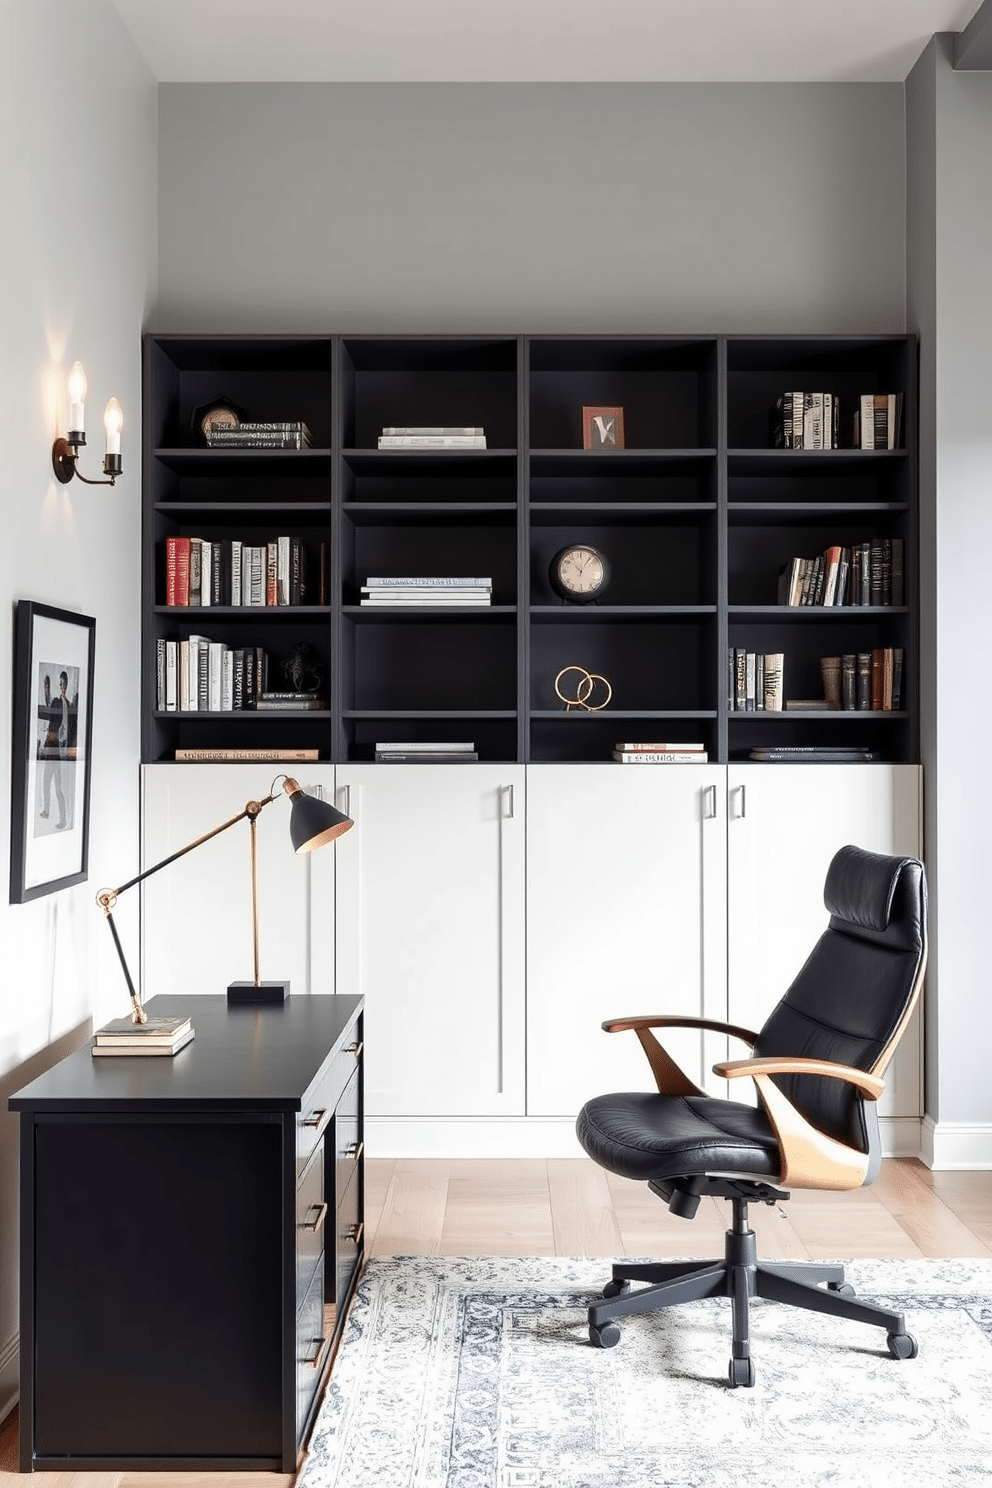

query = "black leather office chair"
(576, 844), (927, 1387)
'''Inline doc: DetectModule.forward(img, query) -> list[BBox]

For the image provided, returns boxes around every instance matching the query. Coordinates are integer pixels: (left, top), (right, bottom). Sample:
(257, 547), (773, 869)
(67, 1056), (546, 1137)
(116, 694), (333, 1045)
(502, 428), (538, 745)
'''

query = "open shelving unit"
(141, 332), (918, 765)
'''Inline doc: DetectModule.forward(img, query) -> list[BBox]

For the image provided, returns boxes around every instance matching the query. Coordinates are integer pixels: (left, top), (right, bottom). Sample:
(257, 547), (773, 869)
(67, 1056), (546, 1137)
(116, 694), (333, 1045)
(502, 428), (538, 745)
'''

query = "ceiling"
(112, 0), (985, 84)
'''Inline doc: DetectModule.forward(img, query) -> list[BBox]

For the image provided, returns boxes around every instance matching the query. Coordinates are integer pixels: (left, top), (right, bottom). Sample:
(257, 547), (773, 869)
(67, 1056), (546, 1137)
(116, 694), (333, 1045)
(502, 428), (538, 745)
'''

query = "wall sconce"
(52, 361), (123, 486)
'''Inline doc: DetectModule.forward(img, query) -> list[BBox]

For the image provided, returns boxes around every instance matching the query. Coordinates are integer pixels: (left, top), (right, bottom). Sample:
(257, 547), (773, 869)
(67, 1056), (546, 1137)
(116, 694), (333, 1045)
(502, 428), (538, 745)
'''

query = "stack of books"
(206, 421), (313, 449)
(360, 577), (492, 606)
(92, 1014), (194, 1058)
(729, 652), (785, 712)
(612, 742), (709, 764)
(750, 746), (879, 764)
(374, 741), (478, 763)
(377, 425), (486, 449)
(256, 691), (327, 711)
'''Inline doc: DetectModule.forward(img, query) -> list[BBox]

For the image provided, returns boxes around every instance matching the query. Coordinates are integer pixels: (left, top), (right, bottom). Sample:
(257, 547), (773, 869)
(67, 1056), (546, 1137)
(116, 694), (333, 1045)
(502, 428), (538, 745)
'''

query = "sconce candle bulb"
(52, 361), (123, 486)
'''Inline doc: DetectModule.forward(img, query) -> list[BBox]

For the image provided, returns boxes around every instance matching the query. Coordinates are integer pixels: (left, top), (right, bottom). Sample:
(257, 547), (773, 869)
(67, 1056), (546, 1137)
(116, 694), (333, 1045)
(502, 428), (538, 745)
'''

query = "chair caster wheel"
(828, 1281), (856, 1298)
(590, 1321), (621, 1349)
(887, 1332), (918, 1360)
(728, 1356), (755, 1388)
(603, 1279), (631, 1299)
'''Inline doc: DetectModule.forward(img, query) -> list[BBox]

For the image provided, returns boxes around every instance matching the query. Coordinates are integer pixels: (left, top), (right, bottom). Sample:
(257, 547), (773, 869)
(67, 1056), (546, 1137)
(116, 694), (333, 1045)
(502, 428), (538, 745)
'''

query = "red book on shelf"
(166, 536), (191, 606)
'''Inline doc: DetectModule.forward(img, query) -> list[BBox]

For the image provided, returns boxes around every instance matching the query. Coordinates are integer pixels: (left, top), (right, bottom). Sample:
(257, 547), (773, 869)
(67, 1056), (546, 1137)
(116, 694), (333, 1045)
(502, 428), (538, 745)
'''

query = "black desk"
(10, 994), (364, 1473)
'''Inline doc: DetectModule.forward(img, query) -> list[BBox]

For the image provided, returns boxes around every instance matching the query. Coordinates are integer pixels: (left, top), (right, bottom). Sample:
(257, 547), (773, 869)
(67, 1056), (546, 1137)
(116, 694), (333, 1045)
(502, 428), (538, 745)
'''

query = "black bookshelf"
(141, 333), (918, 765)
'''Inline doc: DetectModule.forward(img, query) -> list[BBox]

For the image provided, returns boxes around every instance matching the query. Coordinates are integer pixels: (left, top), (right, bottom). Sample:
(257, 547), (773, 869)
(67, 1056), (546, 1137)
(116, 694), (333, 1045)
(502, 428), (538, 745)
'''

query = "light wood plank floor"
(2, 1157), (988, 1486)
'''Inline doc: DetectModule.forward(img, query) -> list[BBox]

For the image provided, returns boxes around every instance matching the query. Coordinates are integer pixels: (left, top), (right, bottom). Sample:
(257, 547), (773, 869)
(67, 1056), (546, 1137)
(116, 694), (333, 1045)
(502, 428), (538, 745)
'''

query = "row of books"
(377, 425), (487, 449)
(827, 650), (904, 712)
(155, 639), (327, 713)
(373, 741), (478, 762)
(165, 535), (326, 608)
(205, 420), (313, 449)
(360, 576), (492, 607)
(777, 540), (903, 608)
(612, 742), (709, 764)
(92, 1014), (194, 1059)
(729, 652), (785, 712)
(771, 392), (903, 450)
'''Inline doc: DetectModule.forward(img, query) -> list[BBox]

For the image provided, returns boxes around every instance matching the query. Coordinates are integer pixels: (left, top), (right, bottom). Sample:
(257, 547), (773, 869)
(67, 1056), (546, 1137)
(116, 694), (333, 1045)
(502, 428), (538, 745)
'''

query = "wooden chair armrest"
(710, 1057), (883, 1191)
(603, 1015), (759, 1045)
(713, 1056), (885, 1102)
(600, 1016), (757, 1099)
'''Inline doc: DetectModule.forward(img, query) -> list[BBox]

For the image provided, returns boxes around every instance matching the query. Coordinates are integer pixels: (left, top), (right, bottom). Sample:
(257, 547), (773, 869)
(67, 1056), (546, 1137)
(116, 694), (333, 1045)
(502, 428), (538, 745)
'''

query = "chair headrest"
(823, 844), (916, 933)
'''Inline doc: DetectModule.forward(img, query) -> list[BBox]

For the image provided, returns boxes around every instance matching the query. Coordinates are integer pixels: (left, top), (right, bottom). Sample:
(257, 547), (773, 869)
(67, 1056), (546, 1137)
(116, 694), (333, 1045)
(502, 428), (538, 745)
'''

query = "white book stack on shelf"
(612, 742), (709, 764)
(360, 577), (492, 606)
(377, 425), (487, 449)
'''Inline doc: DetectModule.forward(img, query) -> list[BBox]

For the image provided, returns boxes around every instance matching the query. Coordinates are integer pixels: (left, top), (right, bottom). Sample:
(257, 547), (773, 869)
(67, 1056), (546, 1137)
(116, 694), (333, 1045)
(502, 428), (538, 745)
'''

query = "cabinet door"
(526, 764), (727, 1116)
(726, 763), (923, 1117)
(334, 765), (525, 1117)
(140, 764), (338, 1000)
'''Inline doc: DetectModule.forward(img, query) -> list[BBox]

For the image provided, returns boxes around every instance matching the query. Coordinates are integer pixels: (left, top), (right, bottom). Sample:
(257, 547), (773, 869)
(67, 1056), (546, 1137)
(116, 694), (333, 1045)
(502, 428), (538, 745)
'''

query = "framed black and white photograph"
(9, 601), (96, 903)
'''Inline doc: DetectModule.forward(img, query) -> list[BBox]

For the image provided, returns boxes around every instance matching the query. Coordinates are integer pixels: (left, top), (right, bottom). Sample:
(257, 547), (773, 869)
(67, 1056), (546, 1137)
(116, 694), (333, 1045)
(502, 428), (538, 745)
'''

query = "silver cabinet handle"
(732, 784), (747, 819)
(502, 783), (514, 819)
(703, 784), (717, 819)
(338, 784), (351, 819)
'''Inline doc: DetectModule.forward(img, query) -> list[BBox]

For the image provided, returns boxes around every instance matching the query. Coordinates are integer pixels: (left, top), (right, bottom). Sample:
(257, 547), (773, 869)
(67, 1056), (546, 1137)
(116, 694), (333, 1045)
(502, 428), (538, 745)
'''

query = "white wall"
(0, 0), (157, 1421)
(154, 82), (906, 334)
(907, 35), (992, 1168)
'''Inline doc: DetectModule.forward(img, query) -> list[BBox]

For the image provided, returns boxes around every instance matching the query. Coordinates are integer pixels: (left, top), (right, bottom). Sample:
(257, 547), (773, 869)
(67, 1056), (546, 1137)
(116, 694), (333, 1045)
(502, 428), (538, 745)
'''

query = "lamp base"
(227, 980), (290, 1005)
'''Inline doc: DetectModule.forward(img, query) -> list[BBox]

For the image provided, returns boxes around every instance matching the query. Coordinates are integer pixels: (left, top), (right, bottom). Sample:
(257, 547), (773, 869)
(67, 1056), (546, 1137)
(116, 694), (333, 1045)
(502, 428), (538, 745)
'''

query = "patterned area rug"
(299, 1255), (992, 1488)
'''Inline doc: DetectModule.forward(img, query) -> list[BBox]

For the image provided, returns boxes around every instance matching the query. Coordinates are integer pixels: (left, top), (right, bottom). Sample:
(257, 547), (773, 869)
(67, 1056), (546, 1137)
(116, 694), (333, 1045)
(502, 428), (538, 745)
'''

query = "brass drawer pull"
(302, 1108), (327, 1130)
(346, 1041), (364, 1059)
(346, 1221), (364, 1247)
(304, 1201), (328, 1234)
(307, 1334), (331, 1371)
(345, 1141), (364, 1162)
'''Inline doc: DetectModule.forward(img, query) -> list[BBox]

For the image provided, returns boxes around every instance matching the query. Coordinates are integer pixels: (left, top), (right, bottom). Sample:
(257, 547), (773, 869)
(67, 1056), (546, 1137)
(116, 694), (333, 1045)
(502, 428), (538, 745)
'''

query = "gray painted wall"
(155, 82), (907, 335)
(907, 35), (992, 1144)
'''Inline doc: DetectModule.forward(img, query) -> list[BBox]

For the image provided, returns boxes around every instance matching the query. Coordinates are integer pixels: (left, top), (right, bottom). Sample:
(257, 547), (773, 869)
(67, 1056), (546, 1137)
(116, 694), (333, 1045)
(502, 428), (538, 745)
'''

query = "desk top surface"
(9, 994), (363, 1113)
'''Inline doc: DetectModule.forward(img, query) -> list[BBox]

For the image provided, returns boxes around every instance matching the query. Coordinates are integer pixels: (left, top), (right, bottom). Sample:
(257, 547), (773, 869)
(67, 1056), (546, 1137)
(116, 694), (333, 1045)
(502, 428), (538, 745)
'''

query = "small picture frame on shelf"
(9, 601), (96, 903)
(582, 406), (625, 450)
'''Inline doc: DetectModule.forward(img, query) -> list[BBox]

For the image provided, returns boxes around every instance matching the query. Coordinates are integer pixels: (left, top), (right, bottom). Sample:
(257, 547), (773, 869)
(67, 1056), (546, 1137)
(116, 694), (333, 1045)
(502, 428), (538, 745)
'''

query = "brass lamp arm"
(95, 789), (282, 1024)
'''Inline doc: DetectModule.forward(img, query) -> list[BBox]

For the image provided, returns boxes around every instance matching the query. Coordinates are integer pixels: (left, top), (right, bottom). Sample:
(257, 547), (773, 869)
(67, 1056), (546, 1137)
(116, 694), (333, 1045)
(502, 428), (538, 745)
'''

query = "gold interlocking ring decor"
(554, 665), (613, 711)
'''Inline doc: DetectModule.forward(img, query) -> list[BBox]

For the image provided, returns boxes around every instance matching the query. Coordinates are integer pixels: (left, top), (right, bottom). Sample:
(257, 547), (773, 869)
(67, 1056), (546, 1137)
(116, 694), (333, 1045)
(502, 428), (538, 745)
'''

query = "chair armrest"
(713, 1056), (885, 1102)
(710, 1056), (884, 1191)
(603, 1015), (759, 1045)
(601, 1016), (758, 1099)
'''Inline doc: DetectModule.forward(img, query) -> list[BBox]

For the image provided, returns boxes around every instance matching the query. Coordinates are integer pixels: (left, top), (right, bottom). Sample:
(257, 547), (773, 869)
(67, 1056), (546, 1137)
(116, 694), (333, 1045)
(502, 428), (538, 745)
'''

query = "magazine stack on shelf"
(360, 577), (492, 606)
(374, 742), (478, 763)
(612, 742), (709, 764)
(377, 426), (486, 449)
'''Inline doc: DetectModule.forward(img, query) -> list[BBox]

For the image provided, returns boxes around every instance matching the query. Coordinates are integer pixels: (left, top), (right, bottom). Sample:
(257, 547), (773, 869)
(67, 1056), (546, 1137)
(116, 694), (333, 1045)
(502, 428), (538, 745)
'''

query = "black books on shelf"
(728, 651), (784, 712)
(750, 746), (880, 763)
(770, 391), (841, 450)
(156, 641), (275, 712)
(92, 1014), (194, 1058)
(853, 394), (903, 450)
(205, 421), (313, 449)
(165, 536), (325, 609)
(776, 540), (901, 608)
(377, 426), (487, 449)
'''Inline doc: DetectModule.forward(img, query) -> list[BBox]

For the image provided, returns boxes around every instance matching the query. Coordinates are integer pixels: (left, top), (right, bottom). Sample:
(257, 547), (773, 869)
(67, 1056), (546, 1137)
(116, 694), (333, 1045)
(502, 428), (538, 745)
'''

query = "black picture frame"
(9, 601), (96, 903)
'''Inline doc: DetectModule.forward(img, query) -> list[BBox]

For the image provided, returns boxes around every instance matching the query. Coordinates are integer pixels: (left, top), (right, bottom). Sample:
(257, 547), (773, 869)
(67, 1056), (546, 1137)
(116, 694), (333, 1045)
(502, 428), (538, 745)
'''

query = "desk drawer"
(334, 1067), (362, 1200)
(335, 1160), (363, 1322)
(296, 1145), (326, 1306)
(296, 1257), (328, 1444)
(297, 1033), (363, 1177)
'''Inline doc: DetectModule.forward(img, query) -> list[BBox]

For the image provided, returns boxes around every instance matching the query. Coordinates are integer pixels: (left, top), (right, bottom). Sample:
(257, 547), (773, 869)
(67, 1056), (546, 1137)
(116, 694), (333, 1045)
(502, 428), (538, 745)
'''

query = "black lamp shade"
(286, 782), (353, 853)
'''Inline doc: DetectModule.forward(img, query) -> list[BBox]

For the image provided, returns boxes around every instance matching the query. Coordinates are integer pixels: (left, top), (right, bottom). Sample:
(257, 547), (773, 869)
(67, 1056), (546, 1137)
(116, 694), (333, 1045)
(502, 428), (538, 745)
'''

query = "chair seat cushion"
(576, 1092), (781, 1184)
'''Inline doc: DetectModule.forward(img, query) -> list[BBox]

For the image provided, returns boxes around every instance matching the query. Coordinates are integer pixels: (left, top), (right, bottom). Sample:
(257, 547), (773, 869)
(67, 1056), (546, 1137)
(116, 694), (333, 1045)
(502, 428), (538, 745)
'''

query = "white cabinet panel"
(526, 764), (727, 1116)
(726, 764), (923, 1117)
(140, 764), (337, 1001)
(334, 765), (525, 1118)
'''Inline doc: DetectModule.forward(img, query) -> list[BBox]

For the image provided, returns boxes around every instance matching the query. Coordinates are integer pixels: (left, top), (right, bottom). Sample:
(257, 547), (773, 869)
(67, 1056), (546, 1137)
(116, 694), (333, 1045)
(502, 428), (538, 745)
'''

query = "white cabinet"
(726, 764), (923, 1121)
(334, 765), (525, 1118)
(139, 764), (338, 1000)
(525, 764), (728, 1115)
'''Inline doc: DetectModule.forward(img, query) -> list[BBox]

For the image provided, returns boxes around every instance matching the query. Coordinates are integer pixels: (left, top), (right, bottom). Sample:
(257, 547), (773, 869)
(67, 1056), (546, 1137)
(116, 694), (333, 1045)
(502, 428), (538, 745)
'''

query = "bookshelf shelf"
(142, 333), (917, 765)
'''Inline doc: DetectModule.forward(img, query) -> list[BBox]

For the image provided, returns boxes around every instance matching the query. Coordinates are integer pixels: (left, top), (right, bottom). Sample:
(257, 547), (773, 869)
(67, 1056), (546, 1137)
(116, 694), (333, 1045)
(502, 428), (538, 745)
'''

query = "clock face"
(550, 544), (610, 603)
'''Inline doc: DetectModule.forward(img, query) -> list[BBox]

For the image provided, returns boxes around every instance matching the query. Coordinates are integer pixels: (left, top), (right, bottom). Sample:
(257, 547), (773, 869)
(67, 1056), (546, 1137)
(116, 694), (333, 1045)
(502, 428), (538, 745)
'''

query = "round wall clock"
(549, 544), (611, 604)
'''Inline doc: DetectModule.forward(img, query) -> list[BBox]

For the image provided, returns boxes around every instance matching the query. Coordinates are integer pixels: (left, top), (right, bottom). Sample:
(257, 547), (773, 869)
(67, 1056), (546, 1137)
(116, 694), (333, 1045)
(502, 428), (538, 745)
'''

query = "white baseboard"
(366, 1116), (924, 1162)
(920, 1115), (992, 1169)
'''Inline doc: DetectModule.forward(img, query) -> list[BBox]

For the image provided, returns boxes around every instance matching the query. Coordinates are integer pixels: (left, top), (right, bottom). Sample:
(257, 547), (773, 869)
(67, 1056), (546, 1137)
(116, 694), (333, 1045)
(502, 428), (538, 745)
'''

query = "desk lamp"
(96, 776), (353, 1023)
